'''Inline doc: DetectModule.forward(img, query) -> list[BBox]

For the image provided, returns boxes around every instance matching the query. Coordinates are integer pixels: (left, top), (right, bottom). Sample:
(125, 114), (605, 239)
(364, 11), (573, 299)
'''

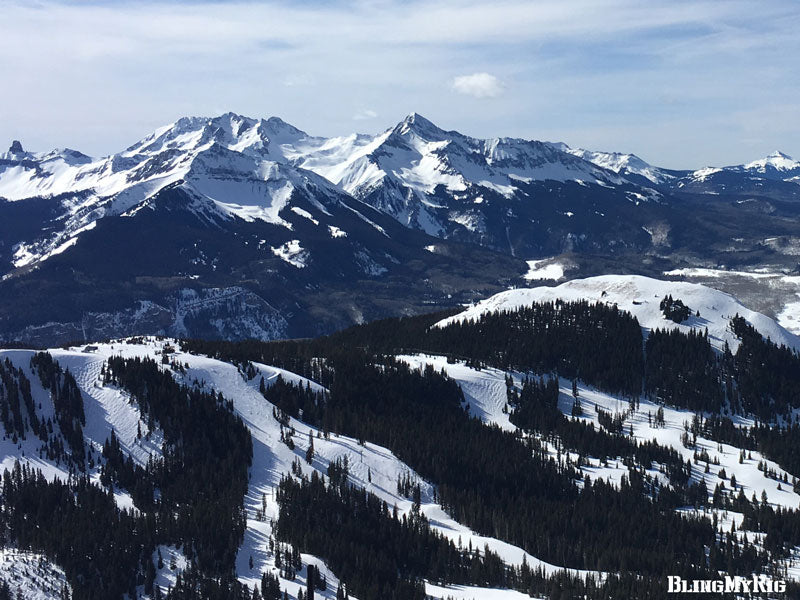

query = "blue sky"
(1, 0), (798, 169)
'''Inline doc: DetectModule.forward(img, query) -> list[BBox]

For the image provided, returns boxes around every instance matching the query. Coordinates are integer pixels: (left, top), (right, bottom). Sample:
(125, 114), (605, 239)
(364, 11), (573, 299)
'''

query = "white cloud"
(353, 109), (378, 120)
(451, 73), (504, 99)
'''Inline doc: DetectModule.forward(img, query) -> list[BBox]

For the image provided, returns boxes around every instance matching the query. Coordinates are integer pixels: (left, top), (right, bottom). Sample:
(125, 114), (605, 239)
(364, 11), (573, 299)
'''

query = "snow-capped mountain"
(740, 151), (800, 178)
(0, 114), (525, 345)
(284, 113), (630, 233)
(0, 114), (347, 270)
(550, 144), (800, 199)
(684, 150), (800, 184)
(3, 112), (800, 346)
(675, 151), (800, 199)
(551, 144), (680, 186)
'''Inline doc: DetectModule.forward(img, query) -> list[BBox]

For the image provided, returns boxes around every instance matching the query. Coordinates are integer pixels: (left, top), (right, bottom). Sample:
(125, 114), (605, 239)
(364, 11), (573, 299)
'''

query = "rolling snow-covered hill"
(436, 274), (800, 354)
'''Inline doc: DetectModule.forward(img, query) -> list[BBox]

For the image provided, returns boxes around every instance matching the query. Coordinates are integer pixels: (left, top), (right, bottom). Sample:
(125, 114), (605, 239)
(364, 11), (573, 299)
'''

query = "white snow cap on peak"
(745, 150), (799, 172)
(393, 112), (445, 136)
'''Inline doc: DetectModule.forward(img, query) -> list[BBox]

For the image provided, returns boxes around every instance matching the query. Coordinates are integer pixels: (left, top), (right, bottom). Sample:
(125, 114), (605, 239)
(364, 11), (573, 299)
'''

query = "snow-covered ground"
(436, 274), (800, 353)
(3, 280), (800, 598)
(665, 267), (800, 337)
(523, 258), (566, 282)
(0, 338), (599, 599)
(426, 582), (544, 600)
(0, 549), (70, 600)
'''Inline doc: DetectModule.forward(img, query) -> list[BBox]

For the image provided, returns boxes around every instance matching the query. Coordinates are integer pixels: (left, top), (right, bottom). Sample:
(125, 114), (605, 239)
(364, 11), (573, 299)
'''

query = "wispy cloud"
(452, 73), (504, 98)
(0, 0), (798, 167)
(353, 109), (378, 121)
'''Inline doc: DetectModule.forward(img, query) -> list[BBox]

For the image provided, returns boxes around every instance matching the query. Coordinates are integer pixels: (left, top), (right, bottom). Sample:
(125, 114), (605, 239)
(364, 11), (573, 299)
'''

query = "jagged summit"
(769, 150), (793, 159)
(8, 140), (23, 154)
(393, 112), (447, 137)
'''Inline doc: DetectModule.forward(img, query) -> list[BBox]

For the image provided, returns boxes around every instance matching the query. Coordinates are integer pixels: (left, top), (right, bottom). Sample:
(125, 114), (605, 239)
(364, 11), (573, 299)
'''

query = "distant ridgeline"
(2, 298), (800, 599)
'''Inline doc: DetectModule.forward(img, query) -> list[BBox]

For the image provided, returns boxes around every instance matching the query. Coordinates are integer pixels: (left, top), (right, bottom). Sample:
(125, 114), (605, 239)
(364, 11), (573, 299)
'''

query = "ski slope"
(4, 321), (800, 598)
(0, 338), (601, 599)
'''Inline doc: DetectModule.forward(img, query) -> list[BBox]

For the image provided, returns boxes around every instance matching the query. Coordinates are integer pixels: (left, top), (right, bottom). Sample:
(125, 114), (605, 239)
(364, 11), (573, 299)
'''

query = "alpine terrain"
(2, 113), (800, 600)
(2, 113), (800, 345)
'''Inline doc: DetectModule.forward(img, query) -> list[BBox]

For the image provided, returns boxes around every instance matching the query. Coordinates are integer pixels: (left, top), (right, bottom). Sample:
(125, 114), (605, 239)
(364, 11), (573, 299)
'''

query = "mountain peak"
(768, 150), (793, 160)
(8, 140), (24, 154)
(395, 112), (444, 138)
(261, 116), (309, 139)
(744, 150), (799, 172)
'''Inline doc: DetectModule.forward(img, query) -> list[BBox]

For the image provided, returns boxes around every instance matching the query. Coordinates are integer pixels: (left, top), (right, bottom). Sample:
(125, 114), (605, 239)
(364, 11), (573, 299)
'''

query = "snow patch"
(523, 259), (565, 281)
(0, 549), (70, 600)
(271, 240), (309, 268)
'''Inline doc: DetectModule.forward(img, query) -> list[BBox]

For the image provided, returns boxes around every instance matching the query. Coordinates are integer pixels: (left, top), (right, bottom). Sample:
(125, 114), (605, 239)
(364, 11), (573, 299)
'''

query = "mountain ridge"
(2, 113), (800, 346)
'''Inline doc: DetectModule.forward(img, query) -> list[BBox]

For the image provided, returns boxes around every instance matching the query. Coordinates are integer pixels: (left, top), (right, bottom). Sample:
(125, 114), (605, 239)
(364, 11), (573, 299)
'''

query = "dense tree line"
(102, 356), (253, 577)
(0, 357), (38, 443)
(644, 328), (723, 412)
(183, 300), (645, 396)
(1, 462), (149, 600)
(277, 470), (510, 600)
(261, 375), (326, 427)
(271, 358), (728, 577)
(0, 356), (255, 599)
(421, 301), (644, 396)
(728, 315), (800, 419)
(30, 352), (87, 463)
(276, 458), (685, 599)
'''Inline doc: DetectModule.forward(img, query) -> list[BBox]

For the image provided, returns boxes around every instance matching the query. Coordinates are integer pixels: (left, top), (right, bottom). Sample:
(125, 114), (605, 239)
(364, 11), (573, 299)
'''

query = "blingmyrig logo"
(667, 575), (786, 594)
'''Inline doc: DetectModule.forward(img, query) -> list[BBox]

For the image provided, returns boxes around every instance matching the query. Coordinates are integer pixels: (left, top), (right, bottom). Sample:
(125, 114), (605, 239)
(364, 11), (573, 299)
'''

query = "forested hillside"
(2, 279), (800, 598)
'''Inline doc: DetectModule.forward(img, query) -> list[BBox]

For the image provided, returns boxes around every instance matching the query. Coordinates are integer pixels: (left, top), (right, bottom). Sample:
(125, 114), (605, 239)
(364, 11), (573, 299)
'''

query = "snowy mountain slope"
(397, 349), (800, 590)
(0, 347), (164, 510)
(397, 352), (800, 507)
(0, 549), (70, 600)
(395, 350), (800, 587)
(0, 338), (599, 599)
(549, 143), (679, 186)
(145, 340), (602, 586)
(5, 326), (800, 595)
(436, 274), (800, 353)
(0, 115), (348, 272)
(562, 377), (800, 509)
